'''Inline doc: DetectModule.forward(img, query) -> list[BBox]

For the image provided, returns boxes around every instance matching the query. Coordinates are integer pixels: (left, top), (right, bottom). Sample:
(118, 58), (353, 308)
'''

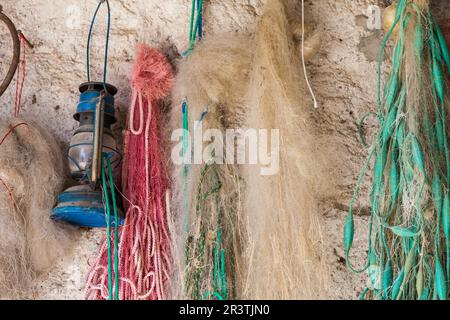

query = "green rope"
(358, 112), (378, 147)
(188, 0), (196, 45)
(182, 99), (190, 232)
(101, 155), (114, 300)
(86, 0), (118, 300)
(86, 0), (111, 91)
(345, 0), (450, 300)
(183, 0), (203, 57)
(101, 153), (120, 300)
(106, 155), (120, 300)
(185, 163), (229, 300)
(181, 2), (230, 299)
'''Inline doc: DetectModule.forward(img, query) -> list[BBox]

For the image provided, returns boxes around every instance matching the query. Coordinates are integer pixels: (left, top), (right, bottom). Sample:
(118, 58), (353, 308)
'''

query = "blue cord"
(86, 0), (111, 92)
(195, 109), (208, 129)
(182, 0), (203, 57)
(197, 0), (203, 40)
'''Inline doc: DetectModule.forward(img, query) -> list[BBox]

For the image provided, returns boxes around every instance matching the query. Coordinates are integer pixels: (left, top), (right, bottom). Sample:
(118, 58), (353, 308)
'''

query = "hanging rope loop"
(129, 90), (144, 135)
(301, 0), (318, 109)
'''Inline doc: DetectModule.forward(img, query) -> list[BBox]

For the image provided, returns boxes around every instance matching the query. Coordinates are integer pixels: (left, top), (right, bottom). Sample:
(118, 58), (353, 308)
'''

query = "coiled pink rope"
(84, 45), (173, 300)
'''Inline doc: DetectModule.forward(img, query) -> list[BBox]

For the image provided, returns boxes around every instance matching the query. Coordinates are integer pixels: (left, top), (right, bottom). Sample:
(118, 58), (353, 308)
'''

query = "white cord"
(129, 90), (144, 135)
(301, 0), (318, 109)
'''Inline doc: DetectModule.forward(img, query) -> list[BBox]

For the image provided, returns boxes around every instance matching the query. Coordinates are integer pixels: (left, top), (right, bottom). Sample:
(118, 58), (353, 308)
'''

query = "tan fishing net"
(0, 118), (74, 298)
(169, 0), (326, 299)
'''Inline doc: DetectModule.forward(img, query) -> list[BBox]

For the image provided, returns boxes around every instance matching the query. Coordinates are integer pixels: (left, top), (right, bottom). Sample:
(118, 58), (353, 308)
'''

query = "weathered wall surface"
(0, 0), (430, 299)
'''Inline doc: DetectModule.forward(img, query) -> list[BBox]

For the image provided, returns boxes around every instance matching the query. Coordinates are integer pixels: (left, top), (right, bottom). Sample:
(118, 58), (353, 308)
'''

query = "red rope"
(0, 122), (28, 147)
(84, 45), (173, 300)
(84, 97), (171, 300)
(0, 177), (20, 211)
(0, 122), (29, 212)
(14, 33), (30, 117)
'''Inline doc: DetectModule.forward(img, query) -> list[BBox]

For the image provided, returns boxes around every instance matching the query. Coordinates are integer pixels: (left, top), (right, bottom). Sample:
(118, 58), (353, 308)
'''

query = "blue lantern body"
(52, 82), (124, 228)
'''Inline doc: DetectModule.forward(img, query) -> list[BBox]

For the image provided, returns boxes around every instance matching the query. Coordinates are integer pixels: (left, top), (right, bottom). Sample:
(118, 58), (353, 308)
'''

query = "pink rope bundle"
(84, 44), (174, 300)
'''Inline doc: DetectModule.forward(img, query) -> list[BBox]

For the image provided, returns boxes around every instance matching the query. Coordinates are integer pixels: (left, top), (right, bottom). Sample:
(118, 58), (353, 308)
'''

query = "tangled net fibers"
(170, 33), (251, 300)
(85, 44), (173, 300)
(0, 118), (74, 298)
(345, 0), (450, 300)
(242, 0), (326, 299)
(170, 0), (326, 299)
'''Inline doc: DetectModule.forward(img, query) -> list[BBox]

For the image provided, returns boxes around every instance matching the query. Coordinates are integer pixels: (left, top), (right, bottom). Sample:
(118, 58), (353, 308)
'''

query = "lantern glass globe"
(68, 124), (119, 181)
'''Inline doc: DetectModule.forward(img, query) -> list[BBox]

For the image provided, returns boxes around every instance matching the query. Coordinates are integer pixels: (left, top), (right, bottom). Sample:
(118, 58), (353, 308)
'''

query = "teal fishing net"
(345, 0), (450, 300)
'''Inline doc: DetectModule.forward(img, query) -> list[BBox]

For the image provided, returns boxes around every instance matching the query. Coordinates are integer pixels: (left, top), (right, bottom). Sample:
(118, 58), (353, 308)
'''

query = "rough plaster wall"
(308, 0), (386, 300)
(1, 0), (442, 300)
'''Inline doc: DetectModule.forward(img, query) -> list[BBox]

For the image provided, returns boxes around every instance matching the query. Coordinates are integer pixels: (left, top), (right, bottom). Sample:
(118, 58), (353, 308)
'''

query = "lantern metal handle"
(91, 92), (105, 184)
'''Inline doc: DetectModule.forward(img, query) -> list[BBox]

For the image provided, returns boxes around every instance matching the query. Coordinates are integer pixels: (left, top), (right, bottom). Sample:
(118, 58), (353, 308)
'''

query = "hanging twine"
(179, 1), (230, 300)
(301, 0), (318, 109)
(13, 33), (30, 117)
(86, 0), (111, 90)
(184, 163), (228, 300)
(13, 41), (25, 117)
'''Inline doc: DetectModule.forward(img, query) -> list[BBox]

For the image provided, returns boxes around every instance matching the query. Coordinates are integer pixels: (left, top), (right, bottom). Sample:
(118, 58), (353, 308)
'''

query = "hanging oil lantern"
(52, 0), (123, 228)
(52, 82), (123, 227)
